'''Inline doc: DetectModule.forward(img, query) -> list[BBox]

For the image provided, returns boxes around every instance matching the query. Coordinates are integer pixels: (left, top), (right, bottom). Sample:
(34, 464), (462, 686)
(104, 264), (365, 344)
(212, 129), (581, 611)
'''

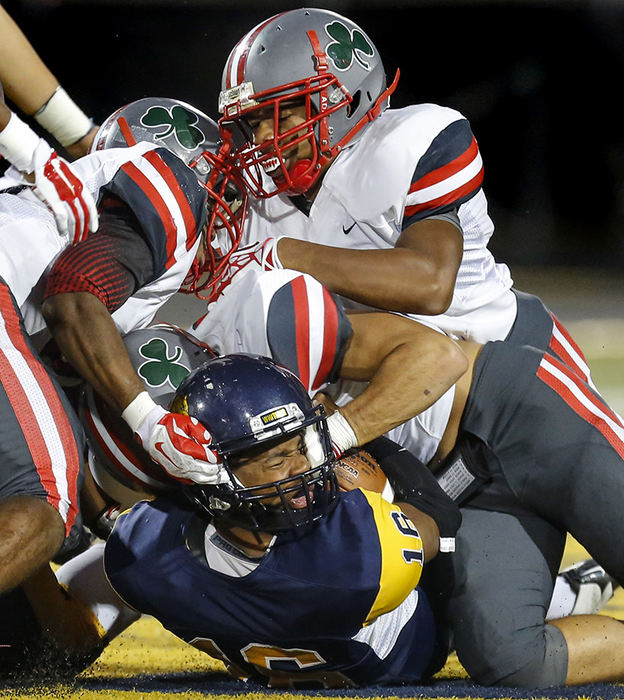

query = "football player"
(59, 268), (617, 688)
(0, 95), (239, 602)
(191, 266), (624, 688)
(214, 8), (593, 388)
(99, 353), (462, 688)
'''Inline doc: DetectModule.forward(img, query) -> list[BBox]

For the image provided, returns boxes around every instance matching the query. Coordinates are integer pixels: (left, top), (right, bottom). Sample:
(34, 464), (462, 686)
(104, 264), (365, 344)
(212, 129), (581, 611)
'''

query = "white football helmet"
(218, 8), (399, 197)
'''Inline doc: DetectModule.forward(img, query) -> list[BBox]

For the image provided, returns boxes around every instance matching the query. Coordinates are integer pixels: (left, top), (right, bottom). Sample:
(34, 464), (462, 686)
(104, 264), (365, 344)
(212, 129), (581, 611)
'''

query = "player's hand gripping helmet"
(171, 353), (339, 533)
(80, 324), (216, 506)
(218, 8), (399, 197)
(92, 97), (246, 300)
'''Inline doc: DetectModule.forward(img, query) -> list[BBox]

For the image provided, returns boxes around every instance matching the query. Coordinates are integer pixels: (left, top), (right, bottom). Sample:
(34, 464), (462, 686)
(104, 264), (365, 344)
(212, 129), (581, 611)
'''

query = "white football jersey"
(242, 104), (516, 343)
(0, 143), (202, 337)
(192, 268), (453, 464)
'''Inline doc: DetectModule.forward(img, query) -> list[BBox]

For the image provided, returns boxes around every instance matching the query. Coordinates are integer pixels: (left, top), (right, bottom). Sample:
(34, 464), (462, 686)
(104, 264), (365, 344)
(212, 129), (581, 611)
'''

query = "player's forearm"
(277, 239), (454, 315)
(0, 5), (58, 114)
(339, 316), (469, 445)
(42, 292), (145, 413)
(0, 99), (10, 129)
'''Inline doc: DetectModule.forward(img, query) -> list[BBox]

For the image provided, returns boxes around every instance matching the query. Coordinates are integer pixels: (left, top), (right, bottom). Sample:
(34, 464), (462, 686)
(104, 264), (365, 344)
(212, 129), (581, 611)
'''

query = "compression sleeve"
(43, 194), (156, 313)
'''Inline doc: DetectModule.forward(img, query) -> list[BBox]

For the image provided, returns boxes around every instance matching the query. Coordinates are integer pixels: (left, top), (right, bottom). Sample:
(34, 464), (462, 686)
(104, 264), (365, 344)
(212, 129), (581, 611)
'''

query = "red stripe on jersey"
(0, 287), (80, 532)
(409, 136), (480, 194)
(144, 150), (198, 251)
(290, 276), (311, 391)
(548, 314), (590, 382)
(312, 287), (339, 392)
(404, 166), (484, 218)
(83, 404), (170, 489)
(537, 354), (624, 458)
(121, 161), (178, 268)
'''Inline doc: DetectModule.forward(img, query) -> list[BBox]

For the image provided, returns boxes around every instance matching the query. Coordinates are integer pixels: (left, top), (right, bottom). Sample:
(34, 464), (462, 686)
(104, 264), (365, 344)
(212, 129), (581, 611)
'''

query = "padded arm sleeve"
(43, 194), (155, 313)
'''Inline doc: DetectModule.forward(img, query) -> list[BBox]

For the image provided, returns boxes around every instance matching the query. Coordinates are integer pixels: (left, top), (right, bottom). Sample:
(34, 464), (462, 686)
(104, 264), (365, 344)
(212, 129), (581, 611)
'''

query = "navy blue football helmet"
(171, 353), (338, 533)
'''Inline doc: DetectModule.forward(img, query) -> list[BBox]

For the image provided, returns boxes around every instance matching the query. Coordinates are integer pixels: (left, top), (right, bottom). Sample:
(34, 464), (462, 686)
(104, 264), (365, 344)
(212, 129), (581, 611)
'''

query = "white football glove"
(0, 112), (98, 243)
(209, 237), (282, 301)
(122, 392), (229, 485)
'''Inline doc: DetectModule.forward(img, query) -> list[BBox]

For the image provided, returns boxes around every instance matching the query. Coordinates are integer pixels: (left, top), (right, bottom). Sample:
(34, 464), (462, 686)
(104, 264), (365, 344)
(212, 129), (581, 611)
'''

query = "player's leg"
(0, 496), (64, 593)
(504, 351), (624, 585)
(0, 278), (83, 595)
(483, 342), (624, 684)
(549, 614), (624, 683)
(56, 541), (141, 641)
(446, 507), (569, 687)
(0, 562), (105, 682)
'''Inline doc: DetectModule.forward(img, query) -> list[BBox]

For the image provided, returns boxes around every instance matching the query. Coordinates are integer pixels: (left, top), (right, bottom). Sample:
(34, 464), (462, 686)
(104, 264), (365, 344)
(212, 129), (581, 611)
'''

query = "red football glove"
(123, 393), (228, 485)
(0, 112), (98, 243)
(32, 140), (99, 244)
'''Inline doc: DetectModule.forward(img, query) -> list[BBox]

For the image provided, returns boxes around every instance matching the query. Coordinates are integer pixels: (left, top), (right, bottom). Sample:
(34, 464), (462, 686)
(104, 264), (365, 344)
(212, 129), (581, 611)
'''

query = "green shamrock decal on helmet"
(137, 338), (191, 389)
(325, 21), (374, 72)
(140, 105), (205, 151)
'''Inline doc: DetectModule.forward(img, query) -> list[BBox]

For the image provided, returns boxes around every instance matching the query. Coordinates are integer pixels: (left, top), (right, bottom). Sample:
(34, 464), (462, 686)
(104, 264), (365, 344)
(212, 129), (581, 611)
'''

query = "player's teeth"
(262, 157), (280, 174)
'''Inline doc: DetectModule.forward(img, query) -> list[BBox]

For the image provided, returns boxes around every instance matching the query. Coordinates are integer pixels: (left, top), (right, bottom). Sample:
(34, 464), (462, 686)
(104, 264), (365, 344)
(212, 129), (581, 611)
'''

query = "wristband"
(326, 411), (358, 456)
(121, 391), (158, 433)
(0, 112), (40, 171)
(34, 87), (94, 147)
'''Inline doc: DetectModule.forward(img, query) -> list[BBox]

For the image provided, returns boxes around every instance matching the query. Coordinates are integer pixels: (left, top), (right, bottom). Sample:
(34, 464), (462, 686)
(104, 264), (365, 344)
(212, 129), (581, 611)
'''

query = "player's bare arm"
(41, 291), (146, 413)
(276, 217), (462, 315)
(0, 97), (10, 128)
(395, 501), (440, 561)
(0, 4), (96, 157)
(336, 311), (468, 445)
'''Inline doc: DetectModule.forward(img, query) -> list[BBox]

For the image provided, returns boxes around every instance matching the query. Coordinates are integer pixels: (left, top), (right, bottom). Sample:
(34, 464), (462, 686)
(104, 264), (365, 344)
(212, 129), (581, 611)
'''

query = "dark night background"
(4, 0), (624, 273)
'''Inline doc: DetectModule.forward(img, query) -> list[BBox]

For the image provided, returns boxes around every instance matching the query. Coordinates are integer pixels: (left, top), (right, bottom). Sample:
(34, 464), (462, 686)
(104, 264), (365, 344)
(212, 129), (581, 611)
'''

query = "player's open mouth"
(262, 156), (281, 175)
(289, 488), (313, 509)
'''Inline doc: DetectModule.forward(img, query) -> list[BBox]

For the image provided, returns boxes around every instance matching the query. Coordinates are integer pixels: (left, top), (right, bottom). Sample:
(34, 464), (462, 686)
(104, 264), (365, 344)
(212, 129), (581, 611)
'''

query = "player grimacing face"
(229, 434), (313, 511)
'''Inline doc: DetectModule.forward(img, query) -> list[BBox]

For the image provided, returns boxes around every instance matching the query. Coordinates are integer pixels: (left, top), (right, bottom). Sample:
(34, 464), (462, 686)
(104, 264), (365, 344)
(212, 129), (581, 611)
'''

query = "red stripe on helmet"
(227, 12), (289, 89)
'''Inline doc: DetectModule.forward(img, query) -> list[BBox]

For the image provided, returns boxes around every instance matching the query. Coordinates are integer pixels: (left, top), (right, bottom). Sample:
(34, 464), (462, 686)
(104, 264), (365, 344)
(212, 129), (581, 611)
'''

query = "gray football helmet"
(218, 8), (399, 197)
(80, 323), (216, 504)
(93, 97), (245, 300)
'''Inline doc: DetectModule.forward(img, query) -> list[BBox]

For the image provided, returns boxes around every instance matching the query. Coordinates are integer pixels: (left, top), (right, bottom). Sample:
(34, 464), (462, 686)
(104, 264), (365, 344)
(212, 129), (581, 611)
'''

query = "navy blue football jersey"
(105, 490), (440, 688)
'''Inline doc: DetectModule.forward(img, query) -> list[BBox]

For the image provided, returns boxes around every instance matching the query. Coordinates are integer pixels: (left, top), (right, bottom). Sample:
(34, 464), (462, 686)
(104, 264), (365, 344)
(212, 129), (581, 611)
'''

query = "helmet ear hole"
(346, 91), (361, 119)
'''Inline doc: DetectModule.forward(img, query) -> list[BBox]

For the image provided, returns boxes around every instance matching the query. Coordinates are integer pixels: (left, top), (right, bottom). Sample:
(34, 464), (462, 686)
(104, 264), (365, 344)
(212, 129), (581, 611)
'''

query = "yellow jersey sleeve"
(360, 489), (424, 624)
